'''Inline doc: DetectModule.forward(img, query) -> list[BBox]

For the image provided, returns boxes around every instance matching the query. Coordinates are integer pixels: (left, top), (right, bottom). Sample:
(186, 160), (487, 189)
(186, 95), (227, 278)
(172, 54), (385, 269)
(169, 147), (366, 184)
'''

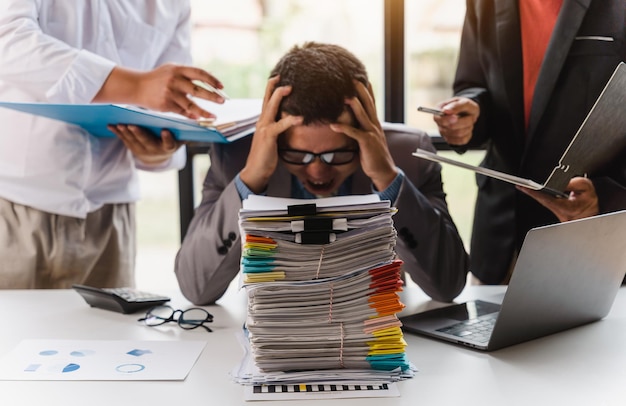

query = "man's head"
(270, 41), (369, 125)
(269, 42), (370, 197)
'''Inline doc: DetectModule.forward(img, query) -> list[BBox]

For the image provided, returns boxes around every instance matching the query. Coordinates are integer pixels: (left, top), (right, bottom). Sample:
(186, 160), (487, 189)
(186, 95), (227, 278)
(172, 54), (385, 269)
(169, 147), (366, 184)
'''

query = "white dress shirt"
(0, 0), (190, 218)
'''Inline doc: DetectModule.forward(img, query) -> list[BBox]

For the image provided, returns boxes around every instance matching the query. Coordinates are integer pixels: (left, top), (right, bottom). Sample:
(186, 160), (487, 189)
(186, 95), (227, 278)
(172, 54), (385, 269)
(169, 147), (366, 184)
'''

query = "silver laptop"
(400, 210), (626, 351)
(414, 61), (626, 198)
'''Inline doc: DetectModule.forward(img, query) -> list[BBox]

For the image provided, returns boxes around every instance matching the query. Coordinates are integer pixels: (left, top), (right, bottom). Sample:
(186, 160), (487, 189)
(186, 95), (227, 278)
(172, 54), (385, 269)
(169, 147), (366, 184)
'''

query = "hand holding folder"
(0, 98), (261, 143)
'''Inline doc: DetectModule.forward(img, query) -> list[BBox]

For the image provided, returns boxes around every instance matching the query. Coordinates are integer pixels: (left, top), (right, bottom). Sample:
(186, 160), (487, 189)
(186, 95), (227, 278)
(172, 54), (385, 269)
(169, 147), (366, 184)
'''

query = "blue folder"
(0, 100), (260, 143)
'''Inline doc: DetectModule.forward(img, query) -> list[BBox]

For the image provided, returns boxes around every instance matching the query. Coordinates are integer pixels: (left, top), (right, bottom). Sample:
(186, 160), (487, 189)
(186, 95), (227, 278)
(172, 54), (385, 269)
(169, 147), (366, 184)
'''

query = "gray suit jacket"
(455, 0), (626, 283)
(175, 124), (469, 305)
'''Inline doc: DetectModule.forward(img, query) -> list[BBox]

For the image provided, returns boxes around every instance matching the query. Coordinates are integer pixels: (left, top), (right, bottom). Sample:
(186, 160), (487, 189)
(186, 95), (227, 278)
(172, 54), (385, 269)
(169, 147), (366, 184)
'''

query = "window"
(405, 0), (483, 249)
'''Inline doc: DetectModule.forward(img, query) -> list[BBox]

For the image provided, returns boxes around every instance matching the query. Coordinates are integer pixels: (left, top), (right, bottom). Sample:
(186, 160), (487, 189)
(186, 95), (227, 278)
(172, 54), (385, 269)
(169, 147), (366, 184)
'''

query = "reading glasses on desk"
(138, 305), (214, 333)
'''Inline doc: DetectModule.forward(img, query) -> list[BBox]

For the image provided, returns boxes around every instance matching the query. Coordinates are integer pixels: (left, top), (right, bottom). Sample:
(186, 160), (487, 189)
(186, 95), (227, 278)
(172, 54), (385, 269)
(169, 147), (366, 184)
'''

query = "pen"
(417, 106), (469, 117)
(417, 106), (444, 116)
(192, 80), (230, 100)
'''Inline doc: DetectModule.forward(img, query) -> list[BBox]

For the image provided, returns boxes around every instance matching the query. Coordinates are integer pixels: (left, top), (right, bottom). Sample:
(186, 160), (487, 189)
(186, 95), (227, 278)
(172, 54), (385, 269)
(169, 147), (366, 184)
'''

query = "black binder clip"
(303, 218), (333, 231)
(287, 203), (317, 216)
(298, 231), (333, 244)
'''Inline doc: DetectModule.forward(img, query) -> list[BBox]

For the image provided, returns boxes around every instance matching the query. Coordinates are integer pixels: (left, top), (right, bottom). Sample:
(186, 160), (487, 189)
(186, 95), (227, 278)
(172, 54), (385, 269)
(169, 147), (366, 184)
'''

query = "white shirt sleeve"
(0, 0), (193, 216)
(0, 0), (115, 103)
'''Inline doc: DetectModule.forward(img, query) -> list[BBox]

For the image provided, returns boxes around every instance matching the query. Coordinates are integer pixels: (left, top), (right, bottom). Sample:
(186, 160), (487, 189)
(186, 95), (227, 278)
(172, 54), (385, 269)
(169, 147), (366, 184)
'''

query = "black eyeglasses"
(138, 305), (213, 332)
(278, 148), (358, 165)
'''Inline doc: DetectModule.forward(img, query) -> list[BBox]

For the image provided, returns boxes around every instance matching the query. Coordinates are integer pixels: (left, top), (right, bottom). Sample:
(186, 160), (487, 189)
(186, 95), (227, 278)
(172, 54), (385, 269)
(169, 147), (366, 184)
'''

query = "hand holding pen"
(191, 80), (230, 101)
(94, 63), (229, 121)
(419, 97), (479, 146)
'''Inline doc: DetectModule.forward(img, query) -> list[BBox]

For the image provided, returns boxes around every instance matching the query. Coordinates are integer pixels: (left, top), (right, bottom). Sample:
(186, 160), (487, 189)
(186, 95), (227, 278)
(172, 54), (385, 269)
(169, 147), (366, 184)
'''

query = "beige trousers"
(0, 198), (136, 289)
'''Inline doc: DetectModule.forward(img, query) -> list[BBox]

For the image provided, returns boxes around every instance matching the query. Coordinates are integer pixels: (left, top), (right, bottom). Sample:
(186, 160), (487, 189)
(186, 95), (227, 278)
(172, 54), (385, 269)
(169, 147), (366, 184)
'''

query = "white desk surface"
(1, 282), (624, 406)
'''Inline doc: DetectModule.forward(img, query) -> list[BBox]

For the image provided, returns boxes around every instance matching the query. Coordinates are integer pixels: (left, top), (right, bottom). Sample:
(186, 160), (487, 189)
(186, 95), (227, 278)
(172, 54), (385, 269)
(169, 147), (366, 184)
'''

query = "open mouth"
(306, 179), (334, 194)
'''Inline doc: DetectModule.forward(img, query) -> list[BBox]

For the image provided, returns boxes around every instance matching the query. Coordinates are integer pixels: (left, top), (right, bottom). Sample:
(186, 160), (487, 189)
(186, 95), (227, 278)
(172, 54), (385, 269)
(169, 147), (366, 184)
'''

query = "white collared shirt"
(0, 0), (191, 218)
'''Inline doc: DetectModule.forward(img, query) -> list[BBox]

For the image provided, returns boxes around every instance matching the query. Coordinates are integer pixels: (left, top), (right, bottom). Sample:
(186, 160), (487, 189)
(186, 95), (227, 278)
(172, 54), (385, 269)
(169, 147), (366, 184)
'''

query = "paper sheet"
(0, 339), (206, 381)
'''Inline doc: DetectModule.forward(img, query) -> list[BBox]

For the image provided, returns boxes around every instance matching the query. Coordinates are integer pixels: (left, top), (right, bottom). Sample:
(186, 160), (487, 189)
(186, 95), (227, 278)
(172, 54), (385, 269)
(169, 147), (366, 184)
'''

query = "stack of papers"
(234, 194), (415, 389)
(0, 98), (261, 143)
(231, 329), (412, 400)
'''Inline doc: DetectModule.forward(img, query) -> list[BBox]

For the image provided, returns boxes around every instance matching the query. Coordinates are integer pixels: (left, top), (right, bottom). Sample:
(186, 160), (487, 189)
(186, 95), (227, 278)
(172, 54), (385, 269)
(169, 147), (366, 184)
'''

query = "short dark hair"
(269, 42), (368, 125)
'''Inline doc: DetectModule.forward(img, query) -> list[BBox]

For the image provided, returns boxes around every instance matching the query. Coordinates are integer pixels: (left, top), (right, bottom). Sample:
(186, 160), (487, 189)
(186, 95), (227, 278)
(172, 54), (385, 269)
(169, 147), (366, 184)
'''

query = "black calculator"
(72, 284), (170, 314)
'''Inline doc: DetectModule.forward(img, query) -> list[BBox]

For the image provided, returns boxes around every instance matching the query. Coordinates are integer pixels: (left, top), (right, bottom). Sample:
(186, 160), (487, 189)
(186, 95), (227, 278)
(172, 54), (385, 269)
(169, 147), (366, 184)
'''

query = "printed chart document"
(0, 98), (261, 143)
(0, 339), (206, 381)
(414, 61), (626, 198)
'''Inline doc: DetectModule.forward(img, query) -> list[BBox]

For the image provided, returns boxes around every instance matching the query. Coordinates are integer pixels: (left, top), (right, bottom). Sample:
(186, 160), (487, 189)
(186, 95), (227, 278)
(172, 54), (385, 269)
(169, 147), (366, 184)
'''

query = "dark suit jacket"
(455, 0), (626, 283)
(175, 124), (469, 305)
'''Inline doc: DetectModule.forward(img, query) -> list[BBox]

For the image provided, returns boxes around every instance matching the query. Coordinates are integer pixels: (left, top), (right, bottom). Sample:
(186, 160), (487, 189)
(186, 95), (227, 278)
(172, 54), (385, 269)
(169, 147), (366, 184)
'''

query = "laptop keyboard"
(436, 314), (497, 343)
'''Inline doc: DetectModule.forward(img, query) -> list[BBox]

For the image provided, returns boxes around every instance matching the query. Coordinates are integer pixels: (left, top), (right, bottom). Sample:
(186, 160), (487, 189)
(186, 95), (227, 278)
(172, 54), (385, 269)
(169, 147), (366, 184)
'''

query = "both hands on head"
(239, 77), (398, 195)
